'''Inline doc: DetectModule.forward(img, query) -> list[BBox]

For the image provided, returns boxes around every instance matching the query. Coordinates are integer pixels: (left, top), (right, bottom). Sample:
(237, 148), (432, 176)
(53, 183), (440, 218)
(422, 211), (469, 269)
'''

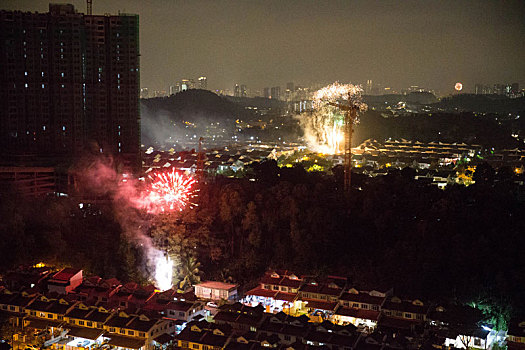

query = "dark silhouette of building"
(0, 4), (140, 171)
(263, 87), (270, 98)
(270, 86), (281, 100)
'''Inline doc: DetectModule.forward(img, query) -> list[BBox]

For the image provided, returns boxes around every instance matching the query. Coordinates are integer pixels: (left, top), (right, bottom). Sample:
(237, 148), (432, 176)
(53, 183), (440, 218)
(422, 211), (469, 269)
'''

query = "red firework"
(147, 168), (197, 212)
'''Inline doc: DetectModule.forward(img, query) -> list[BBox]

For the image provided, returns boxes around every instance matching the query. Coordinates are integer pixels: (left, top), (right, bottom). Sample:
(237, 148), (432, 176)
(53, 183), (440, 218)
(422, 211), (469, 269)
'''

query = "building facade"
(0, 4), (140, 170)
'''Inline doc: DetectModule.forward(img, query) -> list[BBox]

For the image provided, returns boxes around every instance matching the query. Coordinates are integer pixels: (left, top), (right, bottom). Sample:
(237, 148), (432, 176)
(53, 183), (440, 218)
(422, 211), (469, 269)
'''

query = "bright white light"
(155, 255), (173, 291)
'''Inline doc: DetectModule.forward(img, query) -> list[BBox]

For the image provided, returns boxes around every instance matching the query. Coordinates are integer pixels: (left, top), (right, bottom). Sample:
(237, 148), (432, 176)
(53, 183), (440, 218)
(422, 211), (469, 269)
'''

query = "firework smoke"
(298, 82), (367, 154)
(74, 158), (197, 291)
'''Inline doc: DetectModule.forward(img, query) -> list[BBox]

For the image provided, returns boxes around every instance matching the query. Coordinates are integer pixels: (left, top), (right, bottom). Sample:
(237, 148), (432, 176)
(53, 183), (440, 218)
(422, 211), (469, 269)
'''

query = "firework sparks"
(154, 253), (173, 291)
(300, 82), (367, 154)
(145, 168), (198, 213)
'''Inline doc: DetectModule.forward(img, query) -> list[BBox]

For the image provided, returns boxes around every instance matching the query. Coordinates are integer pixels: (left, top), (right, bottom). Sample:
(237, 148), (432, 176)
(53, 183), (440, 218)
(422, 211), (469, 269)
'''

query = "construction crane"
(86, 0), (92, 15)
(196, 137), (205, 176)
(329, 95), (360, 194)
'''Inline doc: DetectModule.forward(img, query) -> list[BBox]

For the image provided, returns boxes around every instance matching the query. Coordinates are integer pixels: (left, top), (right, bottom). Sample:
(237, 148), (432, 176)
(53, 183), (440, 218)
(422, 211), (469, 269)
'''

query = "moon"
(455, 82), (463, 91)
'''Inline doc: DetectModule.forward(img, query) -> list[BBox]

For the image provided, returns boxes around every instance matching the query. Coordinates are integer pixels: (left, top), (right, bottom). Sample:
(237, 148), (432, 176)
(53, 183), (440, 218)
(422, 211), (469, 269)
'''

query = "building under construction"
(0, 3), (141, 190)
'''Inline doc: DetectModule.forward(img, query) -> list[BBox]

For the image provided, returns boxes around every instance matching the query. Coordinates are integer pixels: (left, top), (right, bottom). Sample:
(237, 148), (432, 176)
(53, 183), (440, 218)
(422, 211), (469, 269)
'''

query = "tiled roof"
(383, 299), (429, 314)
(339, 292), (385, 305)
(107, 335), (146, 349)
(302, 299), (338, 311)
(378, 316), (421, 330)
(66, 326), (104, 340)
(335, 307), (381, 321)
(246, 288), (278, 299)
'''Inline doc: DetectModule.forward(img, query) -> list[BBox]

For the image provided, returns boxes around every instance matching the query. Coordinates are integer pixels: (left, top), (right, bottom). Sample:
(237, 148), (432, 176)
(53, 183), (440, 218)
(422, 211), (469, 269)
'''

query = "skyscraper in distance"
(234, 84), (240, 97)
(198, 76), (207, 90)
(270, 86), (281, 100)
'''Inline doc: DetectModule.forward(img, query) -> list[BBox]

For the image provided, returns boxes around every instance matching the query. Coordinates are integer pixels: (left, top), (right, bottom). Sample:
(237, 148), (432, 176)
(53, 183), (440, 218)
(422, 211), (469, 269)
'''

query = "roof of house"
(200, 332), (230, 347)
(126, 316), (159, 332)
(47, 300), (73, 314)
(66, 326), (104, 340)
(107, 335), (146, 349)
(246, 288), (278, 299)
(196, 281), (238, 291)
(302, 299), (338, 311)
(84, 309), (113, 323)
(335, 307), (381, 321)
(106, 315), (132, 328)
(50, 268), (82, 282)
(154, 333), (175, 345)
(339, 292), (385, 305)
(378, 316), (421, 330)
(382, 298), (429, 314)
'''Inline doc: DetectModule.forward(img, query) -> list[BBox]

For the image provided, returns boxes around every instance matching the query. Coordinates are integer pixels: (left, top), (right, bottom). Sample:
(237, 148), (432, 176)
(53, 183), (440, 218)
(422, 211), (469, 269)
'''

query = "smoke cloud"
(73, 155), (173, 289)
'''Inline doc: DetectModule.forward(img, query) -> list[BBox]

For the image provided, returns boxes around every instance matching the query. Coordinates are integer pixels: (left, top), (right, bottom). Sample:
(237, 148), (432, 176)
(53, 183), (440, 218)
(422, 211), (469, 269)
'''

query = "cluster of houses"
(350, 139), (483, 171)
(0, 266), (208, 350)
(0, 267), (522, 350)
(142, 146), (293, 175)
(243, 270), (510, 350)
(142, 139), (525, 188)
(348, 139), (525, 187)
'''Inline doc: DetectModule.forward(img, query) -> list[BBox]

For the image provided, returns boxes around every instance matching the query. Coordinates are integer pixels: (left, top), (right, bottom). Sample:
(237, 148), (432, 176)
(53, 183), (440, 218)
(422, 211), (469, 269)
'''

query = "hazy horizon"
(3, 0), (524, 95)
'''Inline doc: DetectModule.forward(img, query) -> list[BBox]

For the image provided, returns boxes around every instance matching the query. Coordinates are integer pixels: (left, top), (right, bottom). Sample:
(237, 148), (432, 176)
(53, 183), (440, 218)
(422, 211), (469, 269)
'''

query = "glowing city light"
(455, 82), (463, 91)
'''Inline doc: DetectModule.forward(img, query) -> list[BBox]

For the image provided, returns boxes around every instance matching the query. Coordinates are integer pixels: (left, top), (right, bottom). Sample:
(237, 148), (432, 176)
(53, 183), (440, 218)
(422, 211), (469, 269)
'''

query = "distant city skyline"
(3, 0), (524, 94)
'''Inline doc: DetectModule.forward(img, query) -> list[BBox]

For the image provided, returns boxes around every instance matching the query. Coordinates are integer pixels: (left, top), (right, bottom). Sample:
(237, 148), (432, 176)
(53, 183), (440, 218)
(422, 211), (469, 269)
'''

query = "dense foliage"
(0, 162), (524, 321)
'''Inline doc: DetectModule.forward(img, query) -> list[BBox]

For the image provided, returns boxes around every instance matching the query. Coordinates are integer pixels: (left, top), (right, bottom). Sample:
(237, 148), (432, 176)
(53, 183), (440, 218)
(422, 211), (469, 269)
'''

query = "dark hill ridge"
(432, 94), (525, 114)
(140, 89), (249, 122)
(364, 92), (439, 106)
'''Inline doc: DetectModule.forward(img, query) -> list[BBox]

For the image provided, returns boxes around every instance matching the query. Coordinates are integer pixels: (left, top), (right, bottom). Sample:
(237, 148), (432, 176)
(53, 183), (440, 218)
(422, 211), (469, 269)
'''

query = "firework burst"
(146, 168), (198, 213)
(300, 82), (367, 154)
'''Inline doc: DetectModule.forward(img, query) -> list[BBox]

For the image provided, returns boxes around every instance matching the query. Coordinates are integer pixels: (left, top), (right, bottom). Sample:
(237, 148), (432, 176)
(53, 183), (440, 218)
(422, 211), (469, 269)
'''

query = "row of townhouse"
(0, 289), (177, 350)
(0, 268), (208, 350)
(243, 270), (499, 349)
(179, 306), (414, 350)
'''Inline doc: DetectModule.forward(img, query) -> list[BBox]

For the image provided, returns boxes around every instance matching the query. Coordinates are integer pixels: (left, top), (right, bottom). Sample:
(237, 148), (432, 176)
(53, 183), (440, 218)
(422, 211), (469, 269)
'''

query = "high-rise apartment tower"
(0, 4), (140, 170)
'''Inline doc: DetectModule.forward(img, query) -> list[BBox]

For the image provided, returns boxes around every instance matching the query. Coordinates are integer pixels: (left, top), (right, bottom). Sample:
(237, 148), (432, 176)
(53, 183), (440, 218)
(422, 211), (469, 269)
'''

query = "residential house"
(175, 320), (234, 350)
(195, 281), (239, 302)
(333, 289), (388, 332)
(104, 310), (176, 350)
(213, 303), (265, 333)
(47, 268), (83, 295)
(297, 277), (346, 318)
(379, 297), (429, 332)
(71, 276), (121, 304)
(245, 271), (301, 313)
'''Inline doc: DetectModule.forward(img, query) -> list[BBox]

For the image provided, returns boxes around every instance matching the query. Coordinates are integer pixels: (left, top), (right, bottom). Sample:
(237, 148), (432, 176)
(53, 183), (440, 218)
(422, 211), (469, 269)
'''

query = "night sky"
(3, 0), (525, 94)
